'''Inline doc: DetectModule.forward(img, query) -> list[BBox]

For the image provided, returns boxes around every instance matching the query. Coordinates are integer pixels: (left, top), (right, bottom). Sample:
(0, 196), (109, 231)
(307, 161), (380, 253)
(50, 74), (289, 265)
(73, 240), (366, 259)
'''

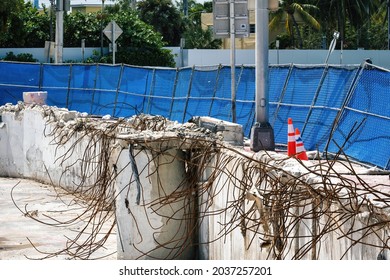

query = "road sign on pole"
(103, 20), (123, 64)
(213, 0), (249, 123)
(103, 21), (123, 42)
(213, 0), (249, 39)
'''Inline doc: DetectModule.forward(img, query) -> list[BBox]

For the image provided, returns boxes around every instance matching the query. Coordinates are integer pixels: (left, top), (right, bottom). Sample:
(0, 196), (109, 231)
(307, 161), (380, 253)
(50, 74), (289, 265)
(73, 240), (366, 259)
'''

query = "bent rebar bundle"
(7, 105), (390, 260)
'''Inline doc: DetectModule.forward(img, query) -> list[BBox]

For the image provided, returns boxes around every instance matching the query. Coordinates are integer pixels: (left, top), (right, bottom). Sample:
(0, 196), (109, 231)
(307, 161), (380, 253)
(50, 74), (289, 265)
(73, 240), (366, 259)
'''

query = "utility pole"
(55, 1), (64, 64)
(184, 0), (188, 16)
(130, 0), (137, 9)
(250, 0), (277, 152)
(388, 0), (390, 50)
(55, 0), (70, 64)
(230, 0), (236, 123)
(100, 0), (105, 58)
(50, 0), (55, 41)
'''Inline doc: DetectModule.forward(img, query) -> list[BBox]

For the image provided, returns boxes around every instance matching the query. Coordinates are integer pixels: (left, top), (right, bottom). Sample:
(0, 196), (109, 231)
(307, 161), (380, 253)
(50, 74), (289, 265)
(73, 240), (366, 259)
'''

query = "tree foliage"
(64, 12), (101, 47)
(109, 10), (175, 66)
(314, 0), (382, 48)
(0, 0), (388, 64)
(0, 2), (175, 66)
(137, 0), (184, 46)
(182, 25), (221, 49)
(0, 2), (51, 48)
(181, 0), (221, 49)
(0, 0), (24, 32)
(270, 0), (321, 48)
(270, 0), (388, 50)
(1, 51), (37, 62)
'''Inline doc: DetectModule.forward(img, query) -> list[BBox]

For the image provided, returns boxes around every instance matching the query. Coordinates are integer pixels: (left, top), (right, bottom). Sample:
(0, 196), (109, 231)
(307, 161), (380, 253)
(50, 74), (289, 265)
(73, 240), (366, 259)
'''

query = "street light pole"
(55, 1), (64, 64)
(230, 0), (236, 123)
(50, 0), (55, 42)
(184, 0), (188, 17)
(250, 0), (275, 152)
(100, 0), (105, 57)
(255, 0), (269, 125)
(388, 0), (390, 50)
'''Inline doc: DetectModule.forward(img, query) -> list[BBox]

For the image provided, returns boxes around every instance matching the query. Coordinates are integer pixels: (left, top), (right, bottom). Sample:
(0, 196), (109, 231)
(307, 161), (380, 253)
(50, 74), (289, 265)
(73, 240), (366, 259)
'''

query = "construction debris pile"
(1, 104), (390, 260)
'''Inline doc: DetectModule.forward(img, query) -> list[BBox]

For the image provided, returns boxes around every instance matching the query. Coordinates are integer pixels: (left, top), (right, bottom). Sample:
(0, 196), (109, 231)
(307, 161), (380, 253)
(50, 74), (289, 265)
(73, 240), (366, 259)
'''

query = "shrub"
(1, 52), (38, 62)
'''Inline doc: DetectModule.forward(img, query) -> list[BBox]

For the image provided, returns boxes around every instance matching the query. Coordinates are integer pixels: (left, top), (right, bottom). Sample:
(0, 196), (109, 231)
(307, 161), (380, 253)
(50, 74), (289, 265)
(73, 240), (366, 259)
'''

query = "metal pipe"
(324, 31), (339, 64)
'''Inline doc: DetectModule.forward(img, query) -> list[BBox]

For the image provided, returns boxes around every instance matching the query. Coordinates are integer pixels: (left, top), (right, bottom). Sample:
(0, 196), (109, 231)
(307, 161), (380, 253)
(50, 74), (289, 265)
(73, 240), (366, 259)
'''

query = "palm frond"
(285, 15), (294, 36)
(291, 3), (321, 30)
(269, 11), (284, 30)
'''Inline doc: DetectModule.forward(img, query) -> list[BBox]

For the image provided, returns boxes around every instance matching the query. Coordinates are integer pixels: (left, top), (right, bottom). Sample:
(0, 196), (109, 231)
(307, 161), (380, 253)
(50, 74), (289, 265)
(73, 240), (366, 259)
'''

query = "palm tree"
(315, 0), (382, 46)
(181, 1), (221, 49)
(269, 0), (321, 48)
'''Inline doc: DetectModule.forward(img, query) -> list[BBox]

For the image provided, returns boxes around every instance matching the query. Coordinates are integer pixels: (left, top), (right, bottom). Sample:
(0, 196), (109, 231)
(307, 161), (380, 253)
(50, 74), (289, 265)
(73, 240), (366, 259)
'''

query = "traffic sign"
(213, 0), (249, 38)
(103, 21), (123, 42)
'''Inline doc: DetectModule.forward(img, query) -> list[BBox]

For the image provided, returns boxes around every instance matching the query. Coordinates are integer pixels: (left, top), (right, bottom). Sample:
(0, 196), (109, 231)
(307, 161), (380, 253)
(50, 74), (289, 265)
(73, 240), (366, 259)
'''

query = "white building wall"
(184, 49), (390, 69)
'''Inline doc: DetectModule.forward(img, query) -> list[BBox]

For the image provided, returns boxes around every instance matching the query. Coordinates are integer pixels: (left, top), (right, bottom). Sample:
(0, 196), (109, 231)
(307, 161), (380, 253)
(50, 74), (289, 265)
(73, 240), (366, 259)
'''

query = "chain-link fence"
(0, 61), (389, 169)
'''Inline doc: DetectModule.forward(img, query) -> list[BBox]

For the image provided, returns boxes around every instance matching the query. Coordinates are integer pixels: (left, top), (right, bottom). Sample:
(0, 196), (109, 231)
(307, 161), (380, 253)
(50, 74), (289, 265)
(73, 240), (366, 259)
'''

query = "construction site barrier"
(0, 61), (389, 170)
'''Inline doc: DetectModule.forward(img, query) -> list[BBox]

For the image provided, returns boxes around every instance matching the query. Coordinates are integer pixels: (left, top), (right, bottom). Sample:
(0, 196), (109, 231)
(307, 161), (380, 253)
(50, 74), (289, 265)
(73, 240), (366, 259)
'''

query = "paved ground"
(0, 177), (117, 260)
(0, 162), (388, 261)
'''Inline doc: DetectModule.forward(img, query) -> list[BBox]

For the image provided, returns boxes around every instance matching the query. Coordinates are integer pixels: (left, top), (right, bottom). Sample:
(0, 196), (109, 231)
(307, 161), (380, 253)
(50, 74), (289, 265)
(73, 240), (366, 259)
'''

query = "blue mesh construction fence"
(326, 67), (390, 169)
(0, 61), (389, 170)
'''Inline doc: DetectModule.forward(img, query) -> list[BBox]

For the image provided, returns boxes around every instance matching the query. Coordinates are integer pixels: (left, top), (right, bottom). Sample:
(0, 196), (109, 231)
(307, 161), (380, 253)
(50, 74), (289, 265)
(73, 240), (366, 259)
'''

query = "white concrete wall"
(2, 47), (390, 70)
(0, 106), (98, 191)
(0, 47), (105, 63)
(200, 149), (390, 260)
(0, 105), (194, 260)
(184, 49), (390, 69)
(115, 147), (194, 260)
(1, 105), (389, 260)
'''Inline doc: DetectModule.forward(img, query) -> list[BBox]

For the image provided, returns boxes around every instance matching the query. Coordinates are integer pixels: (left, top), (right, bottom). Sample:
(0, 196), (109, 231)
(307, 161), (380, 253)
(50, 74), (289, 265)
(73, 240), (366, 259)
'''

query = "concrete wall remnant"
(115, 148), (194, 259)
(1, 104), (390, 260)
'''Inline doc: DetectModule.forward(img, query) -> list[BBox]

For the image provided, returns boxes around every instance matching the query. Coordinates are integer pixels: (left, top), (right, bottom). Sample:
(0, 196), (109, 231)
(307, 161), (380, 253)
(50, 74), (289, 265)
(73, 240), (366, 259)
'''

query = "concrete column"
(116, 148), (194, 259)
(55, 10), (64, 64)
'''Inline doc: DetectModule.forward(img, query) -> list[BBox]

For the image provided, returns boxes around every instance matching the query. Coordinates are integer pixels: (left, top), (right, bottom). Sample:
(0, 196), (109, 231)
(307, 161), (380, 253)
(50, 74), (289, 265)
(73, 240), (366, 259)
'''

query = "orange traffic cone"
(287, 118), (296, 156)
(295, 128), (308, 160)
